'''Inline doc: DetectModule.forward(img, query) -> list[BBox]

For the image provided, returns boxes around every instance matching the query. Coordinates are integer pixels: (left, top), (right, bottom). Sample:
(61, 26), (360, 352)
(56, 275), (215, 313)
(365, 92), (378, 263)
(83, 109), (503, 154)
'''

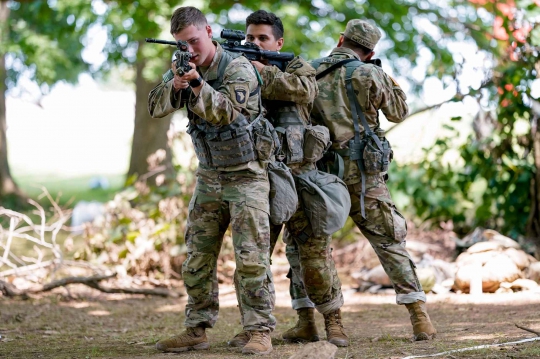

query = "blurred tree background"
(1, 0), (539, 274)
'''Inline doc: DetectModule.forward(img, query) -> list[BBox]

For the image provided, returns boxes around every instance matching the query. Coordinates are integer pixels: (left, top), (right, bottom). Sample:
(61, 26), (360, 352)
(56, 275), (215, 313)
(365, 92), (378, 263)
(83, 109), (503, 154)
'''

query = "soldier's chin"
(191, 55), (200, 65)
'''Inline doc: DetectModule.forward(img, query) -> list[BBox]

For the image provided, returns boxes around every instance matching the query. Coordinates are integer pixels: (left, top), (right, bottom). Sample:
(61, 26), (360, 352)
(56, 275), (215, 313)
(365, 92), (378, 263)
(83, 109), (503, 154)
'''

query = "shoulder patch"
(289, 62), (303, 69)
(235, 88), (247, 104)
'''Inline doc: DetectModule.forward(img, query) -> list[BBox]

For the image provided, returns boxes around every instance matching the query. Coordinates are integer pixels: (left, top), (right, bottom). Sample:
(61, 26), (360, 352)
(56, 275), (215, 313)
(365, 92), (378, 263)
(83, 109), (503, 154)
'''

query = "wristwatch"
(189, 76), (203, 88)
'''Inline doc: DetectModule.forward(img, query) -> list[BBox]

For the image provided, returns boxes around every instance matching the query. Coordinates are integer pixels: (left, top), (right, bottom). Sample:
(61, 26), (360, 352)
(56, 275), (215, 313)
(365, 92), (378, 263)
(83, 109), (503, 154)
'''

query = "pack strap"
(317, 151), (344, 180)
(315, 58), (358, 80)
(343, 61), (384, 219)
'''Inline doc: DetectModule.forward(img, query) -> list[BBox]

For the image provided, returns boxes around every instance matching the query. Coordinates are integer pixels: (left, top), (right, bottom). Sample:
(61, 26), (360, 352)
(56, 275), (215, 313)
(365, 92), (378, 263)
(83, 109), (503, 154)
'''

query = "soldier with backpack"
(228, 10), (351, 348)
(308, 19), (437, 342)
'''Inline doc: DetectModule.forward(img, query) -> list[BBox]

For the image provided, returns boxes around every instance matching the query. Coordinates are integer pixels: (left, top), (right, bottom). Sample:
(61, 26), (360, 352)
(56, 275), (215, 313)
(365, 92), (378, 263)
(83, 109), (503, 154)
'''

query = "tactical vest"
(187, 50), (261, 168)
(265, 99), (305, 164)
(312, 57), (392, 218)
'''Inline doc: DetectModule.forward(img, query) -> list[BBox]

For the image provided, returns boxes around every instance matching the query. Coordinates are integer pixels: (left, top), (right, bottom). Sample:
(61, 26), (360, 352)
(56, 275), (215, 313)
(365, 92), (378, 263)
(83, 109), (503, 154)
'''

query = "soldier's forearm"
(148, 81), (185, 118)
(261, 68), (316, 104)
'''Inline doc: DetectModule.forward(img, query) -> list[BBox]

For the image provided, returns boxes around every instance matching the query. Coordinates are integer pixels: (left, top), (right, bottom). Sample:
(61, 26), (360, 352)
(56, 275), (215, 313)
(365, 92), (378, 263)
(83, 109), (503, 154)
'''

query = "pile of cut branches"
(0, 188), (183, 298)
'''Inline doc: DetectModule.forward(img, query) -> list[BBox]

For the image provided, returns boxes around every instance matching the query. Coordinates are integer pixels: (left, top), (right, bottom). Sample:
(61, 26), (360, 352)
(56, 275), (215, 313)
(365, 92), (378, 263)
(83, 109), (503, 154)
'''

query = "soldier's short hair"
(246, 10), (284, 39)
(170, 6), (208, 34)
(342, 36), (372, 56)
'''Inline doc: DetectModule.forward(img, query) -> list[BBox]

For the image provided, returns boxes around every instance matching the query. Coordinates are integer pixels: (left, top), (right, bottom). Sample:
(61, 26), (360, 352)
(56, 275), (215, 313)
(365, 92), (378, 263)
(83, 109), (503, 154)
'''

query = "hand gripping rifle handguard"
(145, 38), (192, 83)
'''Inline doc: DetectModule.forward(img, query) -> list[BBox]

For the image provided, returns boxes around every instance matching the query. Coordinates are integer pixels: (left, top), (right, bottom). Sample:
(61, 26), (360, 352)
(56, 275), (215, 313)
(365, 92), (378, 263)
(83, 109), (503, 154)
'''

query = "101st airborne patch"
(235, 88), (247, 104)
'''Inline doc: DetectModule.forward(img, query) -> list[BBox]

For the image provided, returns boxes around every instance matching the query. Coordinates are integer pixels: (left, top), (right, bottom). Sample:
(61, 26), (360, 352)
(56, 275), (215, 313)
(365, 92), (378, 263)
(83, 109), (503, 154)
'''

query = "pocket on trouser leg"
(378, 199), (407, 242)
(182, 252), (215, 288)
(239, 271), (274, 315)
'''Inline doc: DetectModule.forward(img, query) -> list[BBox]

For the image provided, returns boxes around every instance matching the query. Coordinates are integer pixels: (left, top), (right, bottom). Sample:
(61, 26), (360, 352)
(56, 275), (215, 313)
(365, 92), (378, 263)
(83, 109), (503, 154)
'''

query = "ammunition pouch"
(253, 115), (279, 162)
(271, 107), (331, 165)
(303, 125), (331, 163)
(188, 115), (259, 167)
(362, 136), (392, 175)
(319, 135), (392, 178)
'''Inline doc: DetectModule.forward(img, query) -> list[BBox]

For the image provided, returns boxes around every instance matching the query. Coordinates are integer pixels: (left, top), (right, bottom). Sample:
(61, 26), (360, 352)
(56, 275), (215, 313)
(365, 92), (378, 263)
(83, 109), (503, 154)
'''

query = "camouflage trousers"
(236, 161), (344, 320)
(183, 169), (276, 332)
(284, 171), (425, 308)
(270, 163), (343, 315)
(347, 172), (426, 304)
(281, 208), (344, 315)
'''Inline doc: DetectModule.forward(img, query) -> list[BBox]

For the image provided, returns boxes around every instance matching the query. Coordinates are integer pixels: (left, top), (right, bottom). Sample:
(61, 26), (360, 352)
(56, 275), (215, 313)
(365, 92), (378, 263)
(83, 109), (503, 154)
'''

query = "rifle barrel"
(145, 38), (177, 45)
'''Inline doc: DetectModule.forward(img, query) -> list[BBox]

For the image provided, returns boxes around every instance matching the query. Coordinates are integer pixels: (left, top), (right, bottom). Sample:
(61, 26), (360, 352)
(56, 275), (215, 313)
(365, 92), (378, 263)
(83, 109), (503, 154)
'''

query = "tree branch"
(387, 78), (494, 135)
(515, 323), (540, 337)
(0, 273), (184, 298)
(387, 99), (457, 134)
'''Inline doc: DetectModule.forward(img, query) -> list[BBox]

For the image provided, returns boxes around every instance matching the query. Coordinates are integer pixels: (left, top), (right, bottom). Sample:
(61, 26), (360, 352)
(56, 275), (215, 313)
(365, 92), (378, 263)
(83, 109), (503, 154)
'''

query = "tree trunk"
(0, 1), (26, 208)
(527, 108), (540, 259)
(127, 44), (174, 185)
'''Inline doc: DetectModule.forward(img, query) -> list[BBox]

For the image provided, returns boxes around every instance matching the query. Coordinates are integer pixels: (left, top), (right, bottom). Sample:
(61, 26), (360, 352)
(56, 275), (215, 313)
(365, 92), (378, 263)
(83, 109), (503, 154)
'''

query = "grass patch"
(14, 173), (124, 208)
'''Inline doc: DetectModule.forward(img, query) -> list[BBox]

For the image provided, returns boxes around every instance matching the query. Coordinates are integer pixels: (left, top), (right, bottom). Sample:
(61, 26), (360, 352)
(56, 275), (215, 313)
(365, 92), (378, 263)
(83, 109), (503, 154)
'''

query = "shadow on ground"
(1, 281), (540, 359)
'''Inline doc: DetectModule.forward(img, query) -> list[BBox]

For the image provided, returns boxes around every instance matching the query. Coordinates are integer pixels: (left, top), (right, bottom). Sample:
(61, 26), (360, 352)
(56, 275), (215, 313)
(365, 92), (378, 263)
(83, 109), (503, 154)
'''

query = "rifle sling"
(315, 58), (357, 81)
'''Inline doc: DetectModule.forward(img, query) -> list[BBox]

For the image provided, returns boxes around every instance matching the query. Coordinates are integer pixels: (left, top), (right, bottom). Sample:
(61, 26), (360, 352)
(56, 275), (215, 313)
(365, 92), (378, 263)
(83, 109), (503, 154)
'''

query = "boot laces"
(325, 313), (345, 335)
(249, 331), (268, 345)
(172, 327), (201, 345)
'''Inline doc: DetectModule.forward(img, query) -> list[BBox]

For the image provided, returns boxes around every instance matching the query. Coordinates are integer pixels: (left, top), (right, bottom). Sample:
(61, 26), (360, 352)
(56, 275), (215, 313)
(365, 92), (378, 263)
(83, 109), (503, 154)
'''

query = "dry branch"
(515, 323), (540, 337)
(0, 279), (27, 298)
(0, 273), (183, 298)
(1, 188), (185, 299)
(34, 273), (117, 292)
(84, 281), (182, 297)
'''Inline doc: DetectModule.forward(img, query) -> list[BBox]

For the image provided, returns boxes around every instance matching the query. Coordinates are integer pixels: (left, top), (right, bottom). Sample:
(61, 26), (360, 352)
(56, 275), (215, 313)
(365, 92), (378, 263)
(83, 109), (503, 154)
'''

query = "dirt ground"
(1, 268), (540, 359)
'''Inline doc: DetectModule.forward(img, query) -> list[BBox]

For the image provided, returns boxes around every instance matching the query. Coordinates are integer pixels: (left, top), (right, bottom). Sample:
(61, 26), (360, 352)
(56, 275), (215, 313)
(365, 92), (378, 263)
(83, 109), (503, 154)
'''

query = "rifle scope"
(220, 29), (245, 42)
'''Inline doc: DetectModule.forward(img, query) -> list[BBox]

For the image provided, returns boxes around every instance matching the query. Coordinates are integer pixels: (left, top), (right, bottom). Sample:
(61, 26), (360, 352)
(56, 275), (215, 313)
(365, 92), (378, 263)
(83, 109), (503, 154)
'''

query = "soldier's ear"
(205, 25), (212, 39)
(337, 35), (344, 47)
(276, 37), (284, 51)
(365, 51), (375, 61)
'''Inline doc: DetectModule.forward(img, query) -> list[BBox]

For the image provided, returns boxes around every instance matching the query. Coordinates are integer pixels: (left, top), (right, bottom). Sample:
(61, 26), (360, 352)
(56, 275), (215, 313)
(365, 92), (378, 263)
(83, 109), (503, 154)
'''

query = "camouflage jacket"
(260, 56), (318, 126)
(260, 56), (318, 173)
(310, 47), (408, 184)
(148, 41), (263, 174)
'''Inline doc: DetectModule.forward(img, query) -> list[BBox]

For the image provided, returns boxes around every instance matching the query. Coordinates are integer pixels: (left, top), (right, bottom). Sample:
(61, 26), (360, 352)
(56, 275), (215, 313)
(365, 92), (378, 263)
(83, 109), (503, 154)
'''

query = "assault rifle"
(220, 29), (294, 71)
(145, 38), (192, 83)
(366, 58), (382, 67)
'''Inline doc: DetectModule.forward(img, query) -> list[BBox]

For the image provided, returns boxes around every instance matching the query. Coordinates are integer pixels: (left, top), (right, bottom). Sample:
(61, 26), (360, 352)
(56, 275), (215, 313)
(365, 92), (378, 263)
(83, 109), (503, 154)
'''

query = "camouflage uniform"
(309, 20), (426, 305)
(260, 56), (343, 315)
(233, 56), (326, 321)
(148, 42), (276, 332)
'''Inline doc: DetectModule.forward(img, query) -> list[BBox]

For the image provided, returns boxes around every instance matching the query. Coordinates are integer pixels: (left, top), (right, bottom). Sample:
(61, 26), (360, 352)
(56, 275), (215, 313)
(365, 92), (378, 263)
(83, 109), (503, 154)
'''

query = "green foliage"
(388, 127), (534, 238)
(4, 0), (98, 91)
(4, 0), (540, 245)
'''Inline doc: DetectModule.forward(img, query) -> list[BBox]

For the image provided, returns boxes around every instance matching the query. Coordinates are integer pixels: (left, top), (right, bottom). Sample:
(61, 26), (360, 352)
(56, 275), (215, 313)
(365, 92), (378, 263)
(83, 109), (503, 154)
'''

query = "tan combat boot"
(282, 307), (320, 342)
(228, 330), (251, 347)
(241, 330), (273, 355)
(405, 300), (437, 341)
(323, 309), (349, 347)
(155, 327), (209, 352)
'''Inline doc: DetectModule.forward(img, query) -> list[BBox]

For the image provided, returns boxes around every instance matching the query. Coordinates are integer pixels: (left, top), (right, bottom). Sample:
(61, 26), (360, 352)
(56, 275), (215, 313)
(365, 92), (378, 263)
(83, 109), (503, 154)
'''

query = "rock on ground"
(288, 341), (338, 359)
